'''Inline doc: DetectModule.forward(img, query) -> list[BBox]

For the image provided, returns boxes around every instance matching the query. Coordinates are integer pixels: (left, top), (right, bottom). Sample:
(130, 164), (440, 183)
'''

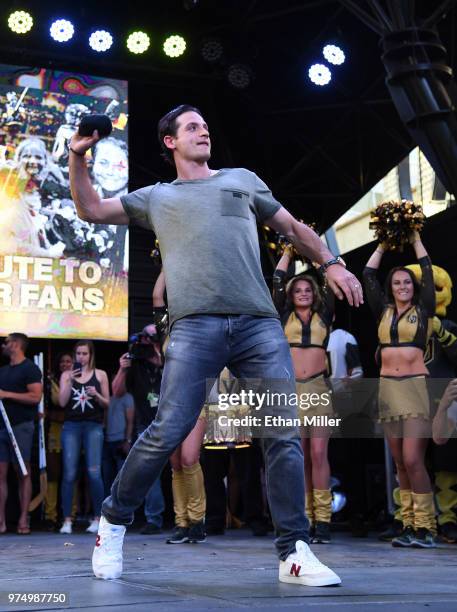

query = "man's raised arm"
(266, 207), (363, 307)
(69, 130), (129, 225)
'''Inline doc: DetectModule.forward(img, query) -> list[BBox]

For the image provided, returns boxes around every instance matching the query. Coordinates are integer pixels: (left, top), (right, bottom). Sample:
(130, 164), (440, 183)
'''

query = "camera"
(127, 327), (160, 360)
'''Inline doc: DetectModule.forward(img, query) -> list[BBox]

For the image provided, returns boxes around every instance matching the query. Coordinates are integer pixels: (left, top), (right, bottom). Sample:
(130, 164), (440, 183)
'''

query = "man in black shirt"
(112, 324), (164, 533)
(0, 333), (42, 534)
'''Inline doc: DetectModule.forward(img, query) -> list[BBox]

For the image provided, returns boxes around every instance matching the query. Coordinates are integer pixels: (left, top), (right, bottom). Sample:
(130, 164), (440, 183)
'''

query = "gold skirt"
(378, 376), (430, 423)
(202, 403), (252, 447)
(295, 374), (334, 418)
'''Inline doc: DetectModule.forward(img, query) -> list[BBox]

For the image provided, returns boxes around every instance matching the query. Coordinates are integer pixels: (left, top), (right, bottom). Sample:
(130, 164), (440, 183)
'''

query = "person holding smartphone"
(59, 340), (109, 535)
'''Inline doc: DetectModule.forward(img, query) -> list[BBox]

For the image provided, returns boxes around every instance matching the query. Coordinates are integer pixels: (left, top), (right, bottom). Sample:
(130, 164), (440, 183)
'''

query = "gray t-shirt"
(105, 392), (134, 442)
(121, 168), (281, 327)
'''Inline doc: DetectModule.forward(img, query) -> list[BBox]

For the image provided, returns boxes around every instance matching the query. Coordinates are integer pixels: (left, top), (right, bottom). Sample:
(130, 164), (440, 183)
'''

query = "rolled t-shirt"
(120, 168), (281, 327)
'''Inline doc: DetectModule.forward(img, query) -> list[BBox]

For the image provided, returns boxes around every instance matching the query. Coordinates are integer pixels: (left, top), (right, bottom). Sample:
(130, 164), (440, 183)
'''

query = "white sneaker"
(86, 519), (100, 534)
(92, 516), (126, 580)
(59, 521), (72, 535)
(279, 540), (341, 587)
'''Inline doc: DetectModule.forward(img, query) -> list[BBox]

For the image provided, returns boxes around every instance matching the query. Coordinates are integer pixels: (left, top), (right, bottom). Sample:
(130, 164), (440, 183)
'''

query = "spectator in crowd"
(102, 391), (135, 497)
(327, 323), (363, 390)
(112, 328), (165, 534)
(43, 352), (73, 530)
(327, 319), (369, 537)
(273, 247), (336, 544)
(0, 333), (42, 534)
(59, 340), (109, 535)
(363, 232), (437, 548)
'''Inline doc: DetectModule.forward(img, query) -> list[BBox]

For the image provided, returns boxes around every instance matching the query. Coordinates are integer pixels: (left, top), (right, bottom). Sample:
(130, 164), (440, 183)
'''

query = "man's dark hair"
(8, 332), (29, 352)
(157, 104), (203, 166)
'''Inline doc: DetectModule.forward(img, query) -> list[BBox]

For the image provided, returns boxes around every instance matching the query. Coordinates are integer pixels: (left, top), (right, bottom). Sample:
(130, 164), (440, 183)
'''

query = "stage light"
(323, 44), (345, 65)
(126, 31), (150, 54)
(308, 63), (332, 86)
(89, 30), (113, 52)
(201, 38), (223, 63)
(50, 19), (74, 43)
(8, 10), (33, 34)
(227, 64), (251, 89)
(163, 35), (186, 58)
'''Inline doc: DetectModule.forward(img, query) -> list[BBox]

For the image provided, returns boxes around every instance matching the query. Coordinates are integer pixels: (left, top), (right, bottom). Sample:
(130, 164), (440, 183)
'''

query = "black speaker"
(78, 114), (113, 138)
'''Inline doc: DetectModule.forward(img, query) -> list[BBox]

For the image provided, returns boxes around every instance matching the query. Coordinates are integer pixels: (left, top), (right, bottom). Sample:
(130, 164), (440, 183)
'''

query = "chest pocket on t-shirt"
(220, 188), (250, 219)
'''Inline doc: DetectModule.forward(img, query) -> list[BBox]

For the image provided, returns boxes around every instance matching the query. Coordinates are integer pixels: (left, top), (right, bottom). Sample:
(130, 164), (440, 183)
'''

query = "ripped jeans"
(61, 420), (104, 518)
(102, 315), (310, 559)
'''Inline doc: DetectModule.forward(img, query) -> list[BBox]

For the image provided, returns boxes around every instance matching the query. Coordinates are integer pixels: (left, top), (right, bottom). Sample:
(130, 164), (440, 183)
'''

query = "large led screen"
(0, 66), (128, 340)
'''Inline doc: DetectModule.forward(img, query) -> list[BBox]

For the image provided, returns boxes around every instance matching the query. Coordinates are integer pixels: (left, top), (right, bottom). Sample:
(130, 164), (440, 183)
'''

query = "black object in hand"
(73, 362), (83, 374)
(78, 114), (112, 138)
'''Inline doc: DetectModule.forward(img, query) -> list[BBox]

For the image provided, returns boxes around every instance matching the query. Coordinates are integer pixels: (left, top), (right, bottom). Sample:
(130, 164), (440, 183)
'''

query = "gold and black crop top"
(272, 269), (334, 349)
(362, 256), (435, 352)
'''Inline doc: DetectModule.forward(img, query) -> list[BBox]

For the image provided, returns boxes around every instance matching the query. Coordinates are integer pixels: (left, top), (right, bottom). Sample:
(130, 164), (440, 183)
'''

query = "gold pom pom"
(263, 220), (318, 263)
(369, 200), (425, 251)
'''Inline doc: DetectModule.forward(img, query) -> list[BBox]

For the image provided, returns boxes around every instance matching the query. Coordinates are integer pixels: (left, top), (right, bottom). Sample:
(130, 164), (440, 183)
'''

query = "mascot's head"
(406, 264), (453, 317)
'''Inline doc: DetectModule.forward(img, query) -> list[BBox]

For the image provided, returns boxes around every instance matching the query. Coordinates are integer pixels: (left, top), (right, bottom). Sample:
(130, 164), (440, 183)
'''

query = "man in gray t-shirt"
(69, 104), (363, 586)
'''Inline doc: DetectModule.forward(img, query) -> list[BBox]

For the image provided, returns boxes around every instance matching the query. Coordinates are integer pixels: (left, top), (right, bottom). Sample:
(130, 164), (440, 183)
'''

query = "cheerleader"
(273, 246), (335, 543)
(363, 231), (436, 548)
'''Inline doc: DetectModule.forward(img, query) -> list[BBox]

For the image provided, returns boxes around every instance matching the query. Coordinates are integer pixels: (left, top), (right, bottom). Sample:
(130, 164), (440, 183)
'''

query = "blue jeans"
(62, 421), (104, 518)
(137, 427), (165, 528)
(102, 315), (309, 559)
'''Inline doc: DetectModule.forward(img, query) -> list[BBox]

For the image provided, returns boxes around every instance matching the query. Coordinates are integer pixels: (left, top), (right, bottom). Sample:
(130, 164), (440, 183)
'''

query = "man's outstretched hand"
(326, 265), (364, 307)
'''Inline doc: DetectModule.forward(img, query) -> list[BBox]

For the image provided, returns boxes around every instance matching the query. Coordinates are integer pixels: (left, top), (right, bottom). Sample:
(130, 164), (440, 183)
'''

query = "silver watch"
(319, 256), (346, 274)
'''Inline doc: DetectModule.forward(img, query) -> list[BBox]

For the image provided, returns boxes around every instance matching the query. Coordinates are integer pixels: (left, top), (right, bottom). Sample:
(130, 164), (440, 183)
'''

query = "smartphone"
(73, 361), (83, 375)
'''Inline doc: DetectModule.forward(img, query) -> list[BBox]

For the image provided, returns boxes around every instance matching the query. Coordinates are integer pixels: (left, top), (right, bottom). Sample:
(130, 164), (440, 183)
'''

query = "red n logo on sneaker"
(95, 535), (101, 547)
(290, 563), (301, 577)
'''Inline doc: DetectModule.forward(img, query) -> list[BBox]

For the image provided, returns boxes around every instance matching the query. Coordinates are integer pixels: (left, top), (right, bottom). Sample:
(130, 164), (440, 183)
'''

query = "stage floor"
(0, 529), (456, 611)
